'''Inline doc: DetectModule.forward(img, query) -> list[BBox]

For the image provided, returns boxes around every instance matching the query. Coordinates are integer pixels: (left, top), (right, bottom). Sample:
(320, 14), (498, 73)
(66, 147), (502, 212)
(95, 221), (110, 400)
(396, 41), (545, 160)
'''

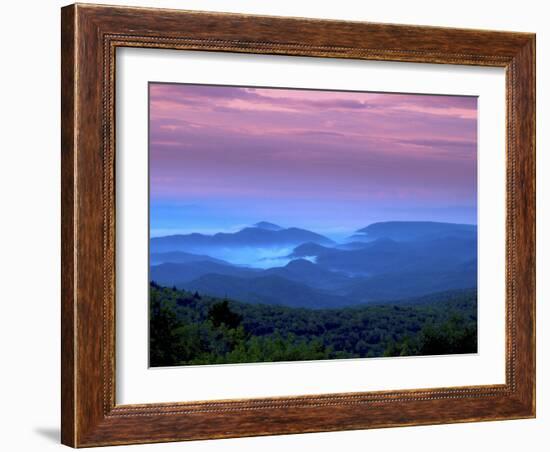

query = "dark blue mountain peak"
(253, 221), (283, 231)
(285, 258), (316, 269)
(290, 242), (332, 257)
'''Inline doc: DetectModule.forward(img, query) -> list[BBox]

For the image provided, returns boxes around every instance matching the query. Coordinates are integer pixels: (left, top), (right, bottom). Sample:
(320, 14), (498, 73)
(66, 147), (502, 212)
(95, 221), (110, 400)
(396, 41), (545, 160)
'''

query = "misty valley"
(149, 221), (478, 366)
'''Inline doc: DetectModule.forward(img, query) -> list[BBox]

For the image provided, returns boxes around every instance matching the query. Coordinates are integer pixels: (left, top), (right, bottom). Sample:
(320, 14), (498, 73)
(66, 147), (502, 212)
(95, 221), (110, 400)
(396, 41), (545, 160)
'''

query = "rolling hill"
(150, 261), (260, 287)
(343, 260), (477, 302)
(262, 259), (351, 291)
(185, 273), (355, 309)
(291, 235), (477, 276)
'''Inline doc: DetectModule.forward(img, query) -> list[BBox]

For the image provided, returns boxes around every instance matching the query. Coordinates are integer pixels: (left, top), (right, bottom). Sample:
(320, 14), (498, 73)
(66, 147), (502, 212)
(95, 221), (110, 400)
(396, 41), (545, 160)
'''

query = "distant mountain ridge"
(150, 261), (260, 287)
(150, 258), (349, 291)
(150, 250), (229, 266)
(355, 221), (476, 242)
(151, 224), (334, 253)
(254, 221), (283, 231)
(289, 235), (476, 275)
(149, 220), (478, 308)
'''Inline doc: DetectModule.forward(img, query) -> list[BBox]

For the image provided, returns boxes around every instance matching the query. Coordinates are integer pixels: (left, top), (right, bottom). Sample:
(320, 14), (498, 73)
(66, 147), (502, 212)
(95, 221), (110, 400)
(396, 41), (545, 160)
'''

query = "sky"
(149, 83), (477, 240)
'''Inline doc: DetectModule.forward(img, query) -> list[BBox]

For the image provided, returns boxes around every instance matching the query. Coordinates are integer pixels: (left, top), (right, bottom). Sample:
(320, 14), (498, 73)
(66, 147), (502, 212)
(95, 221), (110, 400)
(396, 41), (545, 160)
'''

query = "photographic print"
(148, 83), (478, 367)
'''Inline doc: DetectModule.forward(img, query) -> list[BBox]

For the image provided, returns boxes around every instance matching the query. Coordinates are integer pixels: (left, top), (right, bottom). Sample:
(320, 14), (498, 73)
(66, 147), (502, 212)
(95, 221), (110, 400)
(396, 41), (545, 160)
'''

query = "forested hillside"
(150, 283), (477, 367)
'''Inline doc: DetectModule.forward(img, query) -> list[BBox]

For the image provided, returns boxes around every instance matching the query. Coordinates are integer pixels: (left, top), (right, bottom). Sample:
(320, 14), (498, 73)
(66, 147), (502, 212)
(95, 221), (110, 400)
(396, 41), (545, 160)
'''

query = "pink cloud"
(149, 83), (477, 208)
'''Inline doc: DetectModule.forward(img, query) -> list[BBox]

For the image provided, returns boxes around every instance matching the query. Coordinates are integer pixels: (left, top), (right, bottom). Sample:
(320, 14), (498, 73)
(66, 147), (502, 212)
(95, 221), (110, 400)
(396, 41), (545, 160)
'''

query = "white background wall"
(0, 1), (546, 450)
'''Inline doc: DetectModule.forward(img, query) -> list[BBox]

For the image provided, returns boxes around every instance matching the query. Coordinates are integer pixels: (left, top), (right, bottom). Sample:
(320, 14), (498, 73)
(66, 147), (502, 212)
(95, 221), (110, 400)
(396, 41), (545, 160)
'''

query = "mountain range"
(149, 221), (477, 309)
(354, 221), (476, 242)
(150, 222), (334, 253)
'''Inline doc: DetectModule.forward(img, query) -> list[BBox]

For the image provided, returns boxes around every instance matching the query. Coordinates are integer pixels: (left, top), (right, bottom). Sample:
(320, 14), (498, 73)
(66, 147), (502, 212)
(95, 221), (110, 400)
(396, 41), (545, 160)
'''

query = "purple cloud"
(149, 83), (477, 229)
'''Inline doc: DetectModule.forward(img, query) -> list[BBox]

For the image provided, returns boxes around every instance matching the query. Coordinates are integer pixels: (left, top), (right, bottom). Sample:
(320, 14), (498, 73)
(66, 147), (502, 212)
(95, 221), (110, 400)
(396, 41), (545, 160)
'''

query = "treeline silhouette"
(149, 282), (477, 367)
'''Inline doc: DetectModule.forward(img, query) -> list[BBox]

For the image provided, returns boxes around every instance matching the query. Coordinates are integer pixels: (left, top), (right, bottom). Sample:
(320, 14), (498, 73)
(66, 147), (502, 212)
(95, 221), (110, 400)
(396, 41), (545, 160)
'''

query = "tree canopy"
(149, 283), (477, 367)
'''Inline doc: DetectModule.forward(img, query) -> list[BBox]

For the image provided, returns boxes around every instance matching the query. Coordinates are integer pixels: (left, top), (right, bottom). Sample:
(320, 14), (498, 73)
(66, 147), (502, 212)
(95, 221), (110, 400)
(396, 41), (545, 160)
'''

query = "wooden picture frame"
(61, 3), (536, 447)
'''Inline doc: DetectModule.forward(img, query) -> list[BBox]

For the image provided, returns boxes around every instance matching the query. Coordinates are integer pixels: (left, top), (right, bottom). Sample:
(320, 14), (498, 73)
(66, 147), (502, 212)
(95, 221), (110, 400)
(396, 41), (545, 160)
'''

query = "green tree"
(149, 292), (181, 367)
(208, 299), (242, 329)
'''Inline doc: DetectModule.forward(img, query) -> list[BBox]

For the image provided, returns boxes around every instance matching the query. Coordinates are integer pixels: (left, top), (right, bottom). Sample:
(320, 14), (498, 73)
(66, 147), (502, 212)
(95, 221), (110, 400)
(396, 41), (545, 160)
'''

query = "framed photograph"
(61, 3), (536, 447)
